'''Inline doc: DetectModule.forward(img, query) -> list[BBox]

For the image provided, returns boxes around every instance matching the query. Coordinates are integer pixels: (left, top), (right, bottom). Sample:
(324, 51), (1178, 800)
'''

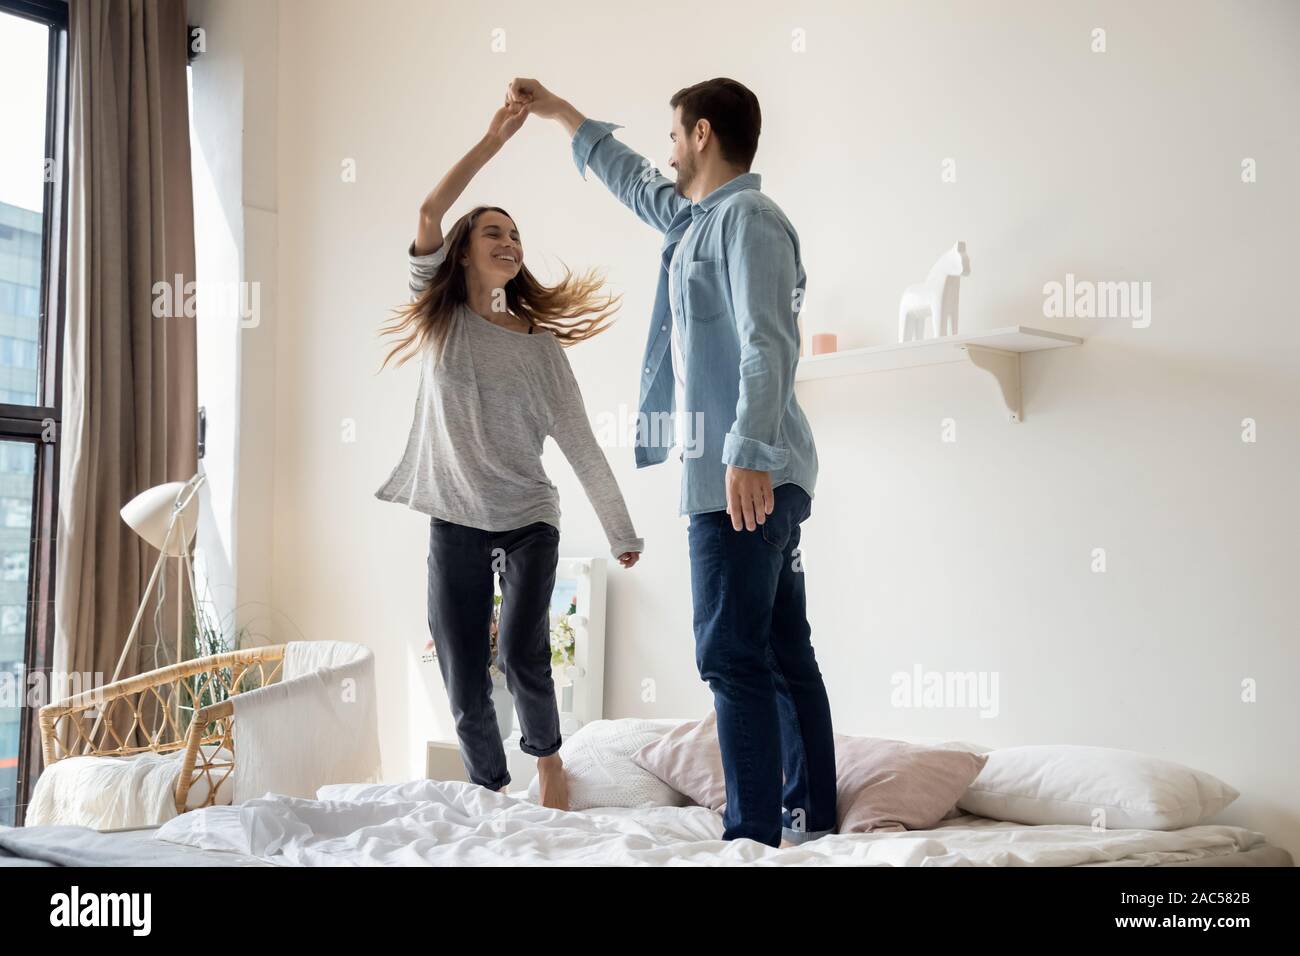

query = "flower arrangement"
(423, 592), (574, 688)
(550, 595), (578, 683)
(488, 592), (503, 680)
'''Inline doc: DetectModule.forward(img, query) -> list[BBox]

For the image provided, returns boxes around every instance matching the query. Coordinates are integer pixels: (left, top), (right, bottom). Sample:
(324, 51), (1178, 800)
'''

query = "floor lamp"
(86, 474), (206, 746)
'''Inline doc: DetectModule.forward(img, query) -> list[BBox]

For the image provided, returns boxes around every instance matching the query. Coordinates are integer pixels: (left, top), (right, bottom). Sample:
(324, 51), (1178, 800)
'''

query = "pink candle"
(811, 333), (838, 355)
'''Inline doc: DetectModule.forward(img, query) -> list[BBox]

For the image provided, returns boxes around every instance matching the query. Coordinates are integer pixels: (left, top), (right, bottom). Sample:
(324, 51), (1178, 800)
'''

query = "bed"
(1, 778), (1291, 867)
(0, 822), (275, 867)
(4, 716), (1290, 867)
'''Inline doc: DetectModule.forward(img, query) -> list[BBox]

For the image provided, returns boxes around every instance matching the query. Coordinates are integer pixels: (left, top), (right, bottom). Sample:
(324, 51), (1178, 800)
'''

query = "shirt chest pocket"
(684, 258), (727, 322)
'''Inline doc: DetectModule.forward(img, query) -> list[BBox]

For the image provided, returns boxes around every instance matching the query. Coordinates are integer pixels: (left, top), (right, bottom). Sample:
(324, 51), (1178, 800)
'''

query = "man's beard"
(673, 159), (694, 198)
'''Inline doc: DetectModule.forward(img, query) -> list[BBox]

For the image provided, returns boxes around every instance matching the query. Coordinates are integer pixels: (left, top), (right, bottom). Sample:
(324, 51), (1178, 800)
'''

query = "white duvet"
(152, 778), (1268, 866)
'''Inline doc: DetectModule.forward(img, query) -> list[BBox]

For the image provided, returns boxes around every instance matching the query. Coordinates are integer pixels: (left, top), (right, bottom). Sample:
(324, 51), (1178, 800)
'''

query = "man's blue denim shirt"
(571, 118), (818, 517)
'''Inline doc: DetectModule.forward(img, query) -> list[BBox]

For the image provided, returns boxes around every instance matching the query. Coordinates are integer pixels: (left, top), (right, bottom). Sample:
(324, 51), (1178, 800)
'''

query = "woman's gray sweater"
(375, 243), (644, 559)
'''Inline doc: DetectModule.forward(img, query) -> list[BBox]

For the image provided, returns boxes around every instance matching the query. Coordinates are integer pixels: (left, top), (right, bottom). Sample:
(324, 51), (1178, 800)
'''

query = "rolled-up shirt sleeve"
(721, 209), (800, 474)
(408, 240), (448, 301)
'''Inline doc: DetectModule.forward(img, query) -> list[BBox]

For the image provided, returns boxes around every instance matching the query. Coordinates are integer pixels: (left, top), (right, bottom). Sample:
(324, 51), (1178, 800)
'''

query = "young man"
(510, 77), (835, 848)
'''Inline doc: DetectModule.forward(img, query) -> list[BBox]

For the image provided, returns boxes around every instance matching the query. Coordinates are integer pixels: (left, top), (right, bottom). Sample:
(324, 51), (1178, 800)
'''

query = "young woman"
(375, 97), (643, 811)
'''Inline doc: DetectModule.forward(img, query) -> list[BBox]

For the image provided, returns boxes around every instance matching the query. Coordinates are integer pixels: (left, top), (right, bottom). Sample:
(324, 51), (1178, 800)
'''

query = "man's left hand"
(725, 465), (773, 532)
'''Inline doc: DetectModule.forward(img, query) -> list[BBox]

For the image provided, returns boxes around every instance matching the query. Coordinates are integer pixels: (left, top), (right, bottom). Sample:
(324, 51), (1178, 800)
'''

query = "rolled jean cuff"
(519, 737), (562, 759)
(782, 825), (833, 846)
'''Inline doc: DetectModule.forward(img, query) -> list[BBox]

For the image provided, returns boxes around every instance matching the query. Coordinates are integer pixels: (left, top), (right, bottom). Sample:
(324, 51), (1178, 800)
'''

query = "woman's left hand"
(488, 98), (530, 145)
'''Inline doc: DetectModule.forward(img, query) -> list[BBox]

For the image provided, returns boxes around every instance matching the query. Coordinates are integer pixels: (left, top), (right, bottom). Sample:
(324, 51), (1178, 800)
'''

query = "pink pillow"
(633, 713), (988, 831)
(834, 735), (987, 833)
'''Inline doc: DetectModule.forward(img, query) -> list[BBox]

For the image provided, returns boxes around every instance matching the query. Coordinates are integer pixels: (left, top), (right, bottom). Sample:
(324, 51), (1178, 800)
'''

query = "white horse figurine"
(898, 241), (971, 342)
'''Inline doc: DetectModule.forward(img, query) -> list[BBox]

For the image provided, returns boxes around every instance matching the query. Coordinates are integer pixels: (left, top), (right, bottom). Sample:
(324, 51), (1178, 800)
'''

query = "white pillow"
(524, 718), (690, 810)
(25, 744), (235, 829)
(956, 745), (1240, 830)
(182, 744), (236, 809)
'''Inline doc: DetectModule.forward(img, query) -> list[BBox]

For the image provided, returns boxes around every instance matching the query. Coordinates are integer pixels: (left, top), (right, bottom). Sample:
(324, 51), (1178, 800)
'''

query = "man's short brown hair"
(669, 78), (761, 170)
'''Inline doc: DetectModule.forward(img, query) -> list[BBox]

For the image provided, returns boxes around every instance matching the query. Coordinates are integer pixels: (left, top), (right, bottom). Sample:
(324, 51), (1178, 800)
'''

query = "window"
(2, 551), (27, 580)
(0, 0), (67, 827)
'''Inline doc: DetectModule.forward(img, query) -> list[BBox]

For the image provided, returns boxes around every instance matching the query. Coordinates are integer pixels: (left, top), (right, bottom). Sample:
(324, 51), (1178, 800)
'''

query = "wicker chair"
(38, 645), (286, 815)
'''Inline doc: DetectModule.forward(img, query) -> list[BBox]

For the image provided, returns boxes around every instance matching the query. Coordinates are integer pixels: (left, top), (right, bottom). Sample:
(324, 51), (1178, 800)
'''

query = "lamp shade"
(120, 480), (200, 555)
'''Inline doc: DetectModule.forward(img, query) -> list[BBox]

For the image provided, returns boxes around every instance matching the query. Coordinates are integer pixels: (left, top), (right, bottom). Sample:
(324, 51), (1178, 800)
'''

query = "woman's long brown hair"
(379, 205), (622, 370)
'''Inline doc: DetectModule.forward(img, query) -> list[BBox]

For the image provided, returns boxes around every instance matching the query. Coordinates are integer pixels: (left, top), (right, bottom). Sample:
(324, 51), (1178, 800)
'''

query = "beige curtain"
(53, 0), (198, 754)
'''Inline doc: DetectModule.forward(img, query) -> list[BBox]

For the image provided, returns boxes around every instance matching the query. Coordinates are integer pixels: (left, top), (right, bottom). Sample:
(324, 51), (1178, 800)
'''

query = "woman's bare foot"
(536, 753), (569, 811)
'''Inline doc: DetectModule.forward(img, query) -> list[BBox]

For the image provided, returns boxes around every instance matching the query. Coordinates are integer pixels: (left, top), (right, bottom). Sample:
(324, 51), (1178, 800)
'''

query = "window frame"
(0, 0), (68, 827)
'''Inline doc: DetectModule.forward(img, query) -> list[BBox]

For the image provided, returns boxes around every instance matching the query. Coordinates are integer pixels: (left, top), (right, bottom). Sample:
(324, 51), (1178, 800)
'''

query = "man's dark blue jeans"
(687, 480), (837, 847)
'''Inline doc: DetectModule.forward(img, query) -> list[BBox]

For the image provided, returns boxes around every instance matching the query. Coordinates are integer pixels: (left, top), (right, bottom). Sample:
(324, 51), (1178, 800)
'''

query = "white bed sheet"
(153, 778), (1270, 867)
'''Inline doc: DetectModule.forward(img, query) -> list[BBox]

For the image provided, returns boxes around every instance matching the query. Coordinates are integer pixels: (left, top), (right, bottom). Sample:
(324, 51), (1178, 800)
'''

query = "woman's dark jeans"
(426, 516), (562, 791)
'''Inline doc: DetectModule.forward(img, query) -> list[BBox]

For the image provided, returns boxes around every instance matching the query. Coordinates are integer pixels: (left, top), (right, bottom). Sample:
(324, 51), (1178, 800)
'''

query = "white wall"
(257, 0), (1299, 858)
(188, 1), (241, 650)
(189, 0), (281, 654)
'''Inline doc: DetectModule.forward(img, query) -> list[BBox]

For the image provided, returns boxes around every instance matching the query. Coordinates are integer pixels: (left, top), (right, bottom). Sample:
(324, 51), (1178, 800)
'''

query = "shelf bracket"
(960, 344), (1022, 423)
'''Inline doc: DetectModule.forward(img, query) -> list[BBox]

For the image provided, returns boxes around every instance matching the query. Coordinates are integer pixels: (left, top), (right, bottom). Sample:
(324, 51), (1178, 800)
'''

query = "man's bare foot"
(537, 753), (569, 811)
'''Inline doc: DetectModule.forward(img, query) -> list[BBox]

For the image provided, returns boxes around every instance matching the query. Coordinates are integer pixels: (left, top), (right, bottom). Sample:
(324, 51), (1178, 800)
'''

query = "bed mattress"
(3, 780), (1291, 867)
